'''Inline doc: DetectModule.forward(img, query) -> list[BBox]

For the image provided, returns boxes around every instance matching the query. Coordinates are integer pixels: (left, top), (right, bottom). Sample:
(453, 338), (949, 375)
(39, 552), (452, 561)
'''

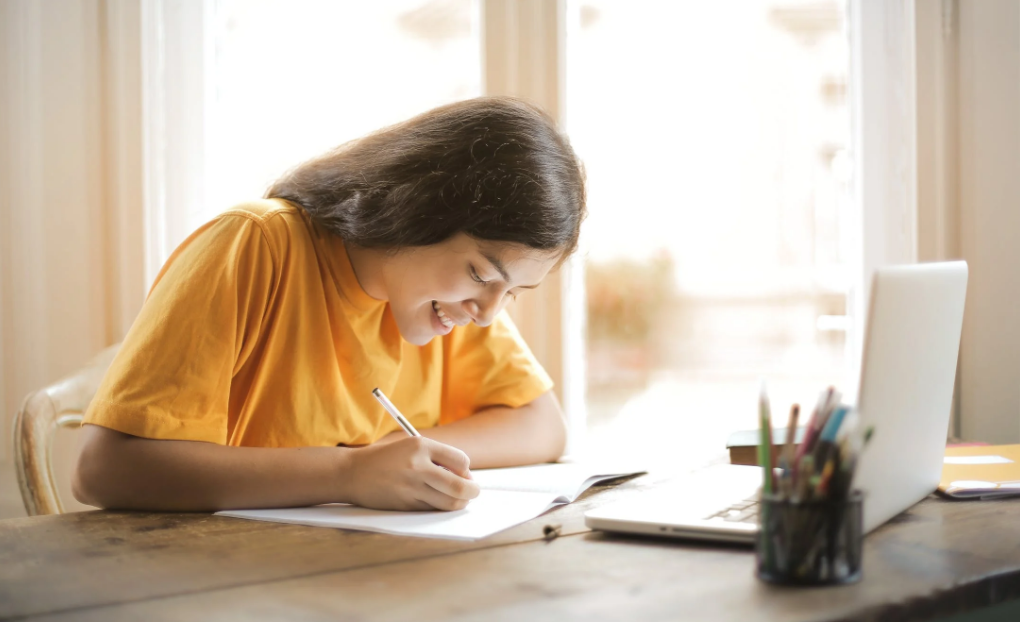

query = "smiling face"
(351, 234), (561, 346)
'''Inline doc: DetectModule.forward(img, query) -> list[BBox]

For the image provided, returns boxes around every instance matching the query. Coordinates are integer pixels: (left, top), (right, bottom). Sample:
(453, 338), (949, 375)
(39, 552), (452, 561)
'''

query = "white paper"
(218, 489), (562, 541)
(469, 463), (629, 500)
(216, 463), (644, 541)
(944, 455), (1014, 465)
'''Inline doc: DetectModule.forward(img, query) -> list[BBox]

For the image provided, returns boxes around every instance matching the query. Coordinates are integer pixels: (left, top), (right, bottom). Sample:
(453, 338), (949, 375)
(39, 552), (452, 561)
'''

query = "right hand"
(345, 437), (480, 511)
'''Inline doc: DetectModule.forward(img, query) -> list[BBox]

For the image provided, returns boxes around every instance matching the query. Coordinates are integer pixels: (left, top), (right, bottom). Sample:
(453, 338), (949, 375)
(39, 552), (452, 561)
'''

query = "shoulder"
(217, 198), (303, 234)
(212, 198), (316, 254)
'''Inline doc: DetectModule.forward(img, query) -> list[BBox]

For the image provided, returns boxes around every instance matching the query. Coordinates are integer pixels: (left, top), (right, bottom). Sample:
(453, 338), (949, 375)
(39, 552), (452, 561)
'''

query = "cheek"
(394, 276), (471, 315)
(429, 274), (476, 303)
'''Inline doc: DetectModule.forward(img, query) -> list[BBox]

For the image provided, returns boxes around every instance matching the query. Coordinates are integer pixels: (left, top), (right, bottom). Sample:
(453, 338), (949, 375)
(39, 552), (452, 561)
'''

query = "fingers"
(423, 464), (480, 502)
(423, 438), (472, 479)
(414, 482), (473, 511)
(347, 437), (478, 511)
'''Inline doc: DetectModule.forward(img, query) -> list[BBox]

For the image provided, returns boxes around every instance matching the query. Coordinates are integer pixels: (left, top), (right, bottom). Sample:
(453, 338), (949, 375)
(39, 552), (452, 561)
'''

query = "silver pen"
(372, 387), (421, 437)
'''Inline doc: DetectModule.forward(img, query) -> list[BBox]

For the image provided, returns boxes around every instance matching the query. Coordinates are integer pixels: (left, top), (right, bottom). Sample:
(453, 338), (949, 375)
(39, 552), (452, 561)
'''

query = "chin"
(403, 332), (434, 347)
(392, 305), (441, 346)
(395, 319), (433, 346)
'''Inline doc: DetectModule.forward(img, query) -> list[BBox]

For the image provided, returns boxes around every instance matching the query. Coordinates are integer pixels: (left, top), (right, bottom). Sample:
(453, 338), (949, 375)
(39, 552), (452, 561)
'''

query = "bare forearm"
(74, 425), (350, 512)
(419, 391), (567, 469)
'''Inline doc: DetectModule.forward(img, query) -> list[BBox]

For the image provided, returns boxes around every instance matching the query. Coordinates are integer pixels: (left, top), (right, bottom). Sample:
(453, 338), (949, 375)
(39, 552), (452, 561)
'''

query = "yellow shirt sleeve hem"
(490, 374), (555, 410)
(84, 400), (227, 445)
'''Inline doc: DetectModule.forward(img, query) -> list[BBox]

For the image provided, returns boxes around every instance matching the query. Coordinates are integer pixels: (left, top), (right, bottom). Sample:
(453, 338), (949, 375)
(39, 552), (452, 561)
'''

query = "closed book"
(726, 426), (806, 467)
(939, 444), (1020, 499)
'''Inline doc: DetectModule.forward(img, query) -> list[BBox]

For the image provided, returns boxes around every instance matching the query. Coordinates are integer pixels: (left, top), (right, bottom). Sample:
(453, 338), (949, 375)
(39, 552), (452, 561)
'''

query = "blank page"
(470, 463), (642, 501)
(217, 489), (560, 541)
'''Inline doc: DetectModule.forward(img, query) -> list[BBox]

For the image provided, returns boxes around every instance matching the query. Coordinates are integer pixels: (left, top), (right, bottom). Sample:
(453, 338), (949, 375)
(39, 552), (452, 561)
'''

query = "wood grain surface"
(3, 473), (1020, 622)
(0, 473), (657, 620)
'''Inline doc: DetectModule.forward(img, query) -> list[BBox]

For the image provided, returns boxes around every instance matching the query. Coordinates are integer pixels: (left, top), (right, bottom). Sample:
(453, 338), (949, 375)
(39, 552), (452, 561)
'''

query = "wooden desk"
(2, 473), (1020, 622)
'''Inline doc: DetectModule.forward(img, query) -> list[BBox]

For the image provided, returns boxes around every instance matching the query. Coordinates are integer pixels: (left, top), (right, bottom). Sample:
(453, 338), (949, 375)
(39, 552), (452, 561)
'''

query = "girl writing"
(73, 97), (586, 513)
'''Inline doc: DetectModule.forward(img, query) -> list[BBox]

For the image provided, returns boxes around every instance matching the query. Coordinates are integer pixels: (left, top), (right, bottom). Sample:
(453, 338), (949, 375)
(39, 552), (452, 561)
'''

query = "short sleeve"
(84, 214), (276, 443)
(440, 311), (554, 425)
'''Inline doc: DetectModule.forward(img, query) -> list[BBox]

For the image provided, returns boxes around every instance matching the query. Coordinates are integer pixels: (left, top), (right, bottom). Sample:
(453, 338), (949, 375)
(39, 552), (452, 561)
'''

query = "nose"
(463, 292), (504, 327)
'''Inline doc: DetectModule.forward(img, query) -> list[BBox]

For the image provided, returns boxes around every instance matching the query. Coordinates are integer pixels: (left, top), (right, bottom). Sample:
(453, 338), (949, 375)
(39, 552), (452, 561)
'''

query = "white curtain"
(0, 0), (146, 467)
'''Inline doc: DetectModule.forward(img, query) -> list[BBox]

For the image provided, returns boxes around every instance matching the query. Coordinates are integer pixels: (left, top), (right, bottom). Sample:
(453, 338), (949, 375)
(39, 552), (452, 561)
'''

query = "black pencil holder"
(755, 491), (863, 586)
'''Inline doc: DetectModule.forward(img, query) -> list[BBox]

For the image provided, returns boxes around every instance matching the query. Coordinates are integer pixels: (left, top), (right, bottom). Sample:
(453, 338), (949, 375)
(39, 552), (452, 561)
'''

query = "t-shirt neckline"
(277, 198), (381, 313)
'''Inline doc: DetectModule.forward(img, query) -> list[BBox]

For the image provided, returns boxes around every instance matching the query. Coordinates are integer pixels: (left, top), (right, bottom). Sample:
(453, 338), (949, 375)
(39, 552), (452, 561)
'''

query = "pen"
(812, 405), (848, 468)
(372, 387), (421, 437)
(794, 388), (831, 466)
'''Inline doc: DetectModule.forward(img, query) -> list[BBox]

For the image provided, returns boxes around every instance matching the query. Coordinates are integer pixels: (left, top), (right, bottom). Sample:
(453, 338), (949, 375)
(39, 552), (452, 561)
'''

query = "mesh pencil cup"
(755, 491), (863, 586)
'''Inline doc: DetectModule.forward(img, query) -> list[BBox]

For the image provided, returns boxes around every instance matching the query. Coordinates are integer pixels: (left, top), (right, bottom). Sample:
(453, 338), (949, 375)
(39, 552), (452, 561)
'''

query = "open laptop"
(585, 261), (969, 544)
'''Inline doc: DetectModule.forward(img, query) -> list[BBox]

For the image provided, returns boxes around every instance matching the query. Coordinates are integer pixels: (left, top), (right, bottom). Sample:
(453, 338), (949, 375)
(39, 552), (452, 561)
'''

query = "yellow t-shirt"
(84, 199), (553, 447)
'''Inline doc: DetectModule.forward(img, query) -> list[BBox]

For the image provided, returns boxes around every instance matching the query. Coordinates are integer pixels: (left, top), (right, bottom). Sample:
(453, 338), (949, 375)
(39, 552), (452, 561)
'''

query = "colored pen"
(816, 458), (835, 497)
(812, 405), (849, 468)
(794, 388), (831, 466)
(372, 387), (421, 437)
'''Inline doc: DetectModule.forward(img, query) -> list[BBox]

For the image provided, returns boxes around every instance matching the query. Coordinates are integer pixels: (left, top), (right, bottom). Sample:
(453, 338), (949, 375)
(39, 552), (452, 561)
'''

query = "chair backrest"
(13, 343), (121, 515)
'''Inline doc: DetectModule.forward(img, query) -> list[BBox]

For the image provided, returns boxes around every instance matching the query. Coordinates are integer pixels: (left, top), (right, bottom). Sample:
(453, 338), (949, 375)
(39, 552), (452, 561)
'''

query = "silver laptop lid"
(853, 261), (968, 532)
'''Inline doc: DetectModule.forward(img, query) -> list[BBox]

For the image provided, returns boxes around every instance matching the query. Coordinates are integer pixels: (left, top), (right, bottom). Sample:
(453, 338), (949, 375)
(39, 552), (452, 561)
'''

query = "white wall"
(957, 0), (1020, 442)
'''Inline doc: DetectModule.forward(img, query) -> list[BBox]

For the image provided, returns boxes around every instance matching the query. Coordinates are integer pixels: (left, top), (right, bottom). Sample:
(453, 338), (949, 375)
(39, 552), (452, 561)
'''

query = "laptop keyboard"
(703, 495), (760, 524)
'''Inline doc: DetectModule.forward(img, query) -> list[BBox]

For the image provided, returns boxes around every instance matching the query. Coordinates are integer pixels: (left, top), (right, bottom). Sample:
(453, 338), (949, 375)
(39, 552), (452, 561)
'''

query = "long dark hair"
(266, 97), (586, 257)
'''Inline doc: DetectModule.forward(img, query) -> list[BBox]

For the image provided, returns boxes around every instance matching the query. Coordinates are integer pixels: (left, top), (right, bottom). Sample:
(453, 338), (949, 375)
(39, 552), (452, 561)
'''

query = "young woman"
(73, 97), (586, 514)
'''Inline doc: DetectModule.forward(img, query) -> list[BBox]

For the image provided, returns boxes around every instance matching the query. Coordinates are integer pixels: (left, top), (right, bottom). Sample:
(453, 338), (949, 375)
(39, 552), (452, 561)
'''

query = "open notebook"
(216, 463), (644, 541)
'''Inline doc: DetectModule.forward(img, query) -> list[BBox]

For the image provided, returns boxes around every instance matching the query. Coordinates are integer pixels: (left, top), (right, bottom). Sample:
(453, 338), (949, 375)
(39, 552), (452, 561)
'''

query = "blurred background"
(203, 0), (853, 471)
(2, 0), (1019, 519)
(570, 0), (849, 469)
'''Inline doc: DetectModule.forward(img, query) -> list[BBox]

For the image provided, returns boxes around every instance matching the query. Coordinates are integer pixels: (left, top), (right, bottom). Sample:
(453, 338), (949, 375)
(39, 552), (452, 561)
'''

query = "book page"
(217, 489), (560, 541)
(470, 463), (641, 501)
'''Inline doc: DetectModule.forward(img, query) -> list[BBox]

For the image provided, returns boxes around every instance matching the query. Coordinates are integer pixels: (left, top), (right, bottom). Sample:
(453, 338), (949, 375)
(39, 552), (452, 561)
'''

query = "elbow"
(71, 461), (99, 508)
(73, 424), (124, 509)
(532, 391), (568, 463)
(72, 451), (102, 508)
(548, 413), (568, 462)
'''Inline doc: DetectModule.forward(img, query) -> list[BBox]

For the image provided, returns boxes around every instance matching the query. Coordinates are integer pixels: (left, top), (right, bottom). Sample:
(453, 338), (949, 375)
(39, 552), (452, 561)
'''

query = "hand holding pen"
(338, 388), (479, 512)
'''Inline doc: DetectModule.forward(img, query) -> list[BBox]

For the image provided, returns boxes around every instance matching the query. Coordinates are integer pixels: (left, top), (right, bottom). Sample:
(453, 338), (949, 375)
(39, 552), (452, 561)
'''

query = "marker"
(372, 387), (421, 437)
(812, 405), (849, 469)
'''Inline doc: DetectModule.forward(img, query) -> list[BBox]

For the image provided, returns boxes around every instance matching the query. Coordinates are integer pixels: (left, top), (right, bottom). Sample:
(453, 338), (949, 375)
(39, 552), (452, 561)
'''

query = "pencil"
(816, 459), (835, 499)
(781, 404), (800, 469)
(796, 455), (815, 501)
(758, 383), (773, 495)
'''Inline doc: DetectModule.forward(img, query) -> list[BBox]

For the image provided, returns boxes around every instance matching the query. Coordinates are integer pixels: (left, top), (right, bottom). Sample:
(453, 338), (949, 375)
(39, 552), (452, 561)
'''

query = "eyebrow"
(481, 253), (540, 290)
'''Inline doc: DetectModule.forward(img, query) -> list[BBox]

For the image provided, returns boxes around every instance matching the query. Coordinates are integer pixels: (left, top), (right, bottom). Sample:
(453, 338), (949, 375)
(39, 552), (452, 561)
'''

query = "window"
(195, 0), (482, 232)
(567, 1), (852, 469)
(144, 0), (925, 462)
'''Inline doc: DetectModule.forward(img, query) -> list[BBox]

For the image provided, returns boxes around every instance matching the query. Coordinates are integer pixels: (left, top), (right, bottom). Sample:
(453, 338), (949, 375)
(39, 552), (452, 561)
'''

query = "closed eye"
(470, 266), (490, 285)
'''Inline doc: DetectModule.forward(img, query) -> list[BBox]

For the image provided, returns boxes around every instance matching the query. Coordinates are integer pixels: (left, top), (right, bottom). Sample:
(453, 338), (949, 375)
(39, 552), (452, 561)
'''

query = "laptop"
(585, 261), (969, 544)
